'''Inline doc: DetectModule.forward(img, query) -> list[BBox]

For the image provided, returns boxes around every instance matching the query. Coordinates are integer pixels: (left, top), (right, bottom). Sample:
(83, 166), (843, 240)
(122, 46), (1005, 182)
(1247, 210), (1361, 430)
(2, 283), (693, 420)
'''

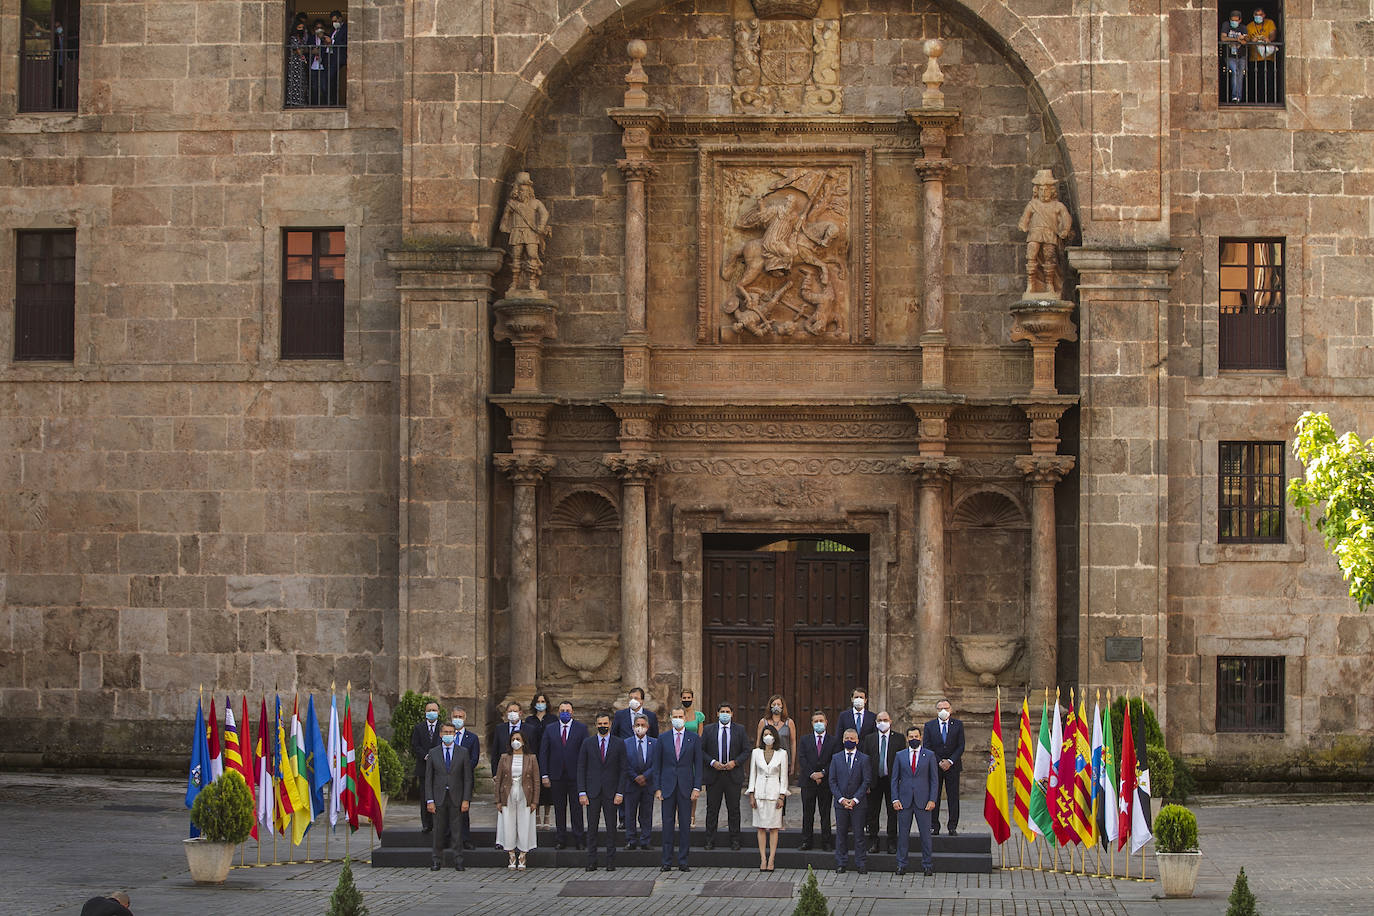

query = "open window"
(1218, 4), (1283, 107)
(284, 5), (348, 108)
(19, 0), (79, 112)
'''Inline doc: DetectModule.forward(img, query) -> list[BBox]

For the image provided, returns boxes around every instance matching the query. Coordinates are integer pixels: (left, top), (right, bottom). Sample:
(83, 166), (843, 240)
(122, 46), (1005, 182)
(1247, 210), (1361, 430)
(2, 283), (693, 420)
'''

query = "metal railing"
(14, 291), (76, 361)
(283, 41), (347, 109)
(1218, 40), (1283, 106)
(19, 47), (79, 112)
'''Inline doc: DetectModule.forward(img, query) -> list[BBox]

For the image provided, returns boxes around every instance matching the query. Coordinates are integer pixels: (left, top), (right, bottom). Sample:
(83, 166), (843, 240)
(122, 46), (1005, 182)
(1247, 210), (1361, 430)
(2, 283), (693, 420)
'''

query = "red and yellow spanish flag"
(983, 694), (1012, 844)
(1012, 696), (1035, 842)
(356, 695), (385, 836)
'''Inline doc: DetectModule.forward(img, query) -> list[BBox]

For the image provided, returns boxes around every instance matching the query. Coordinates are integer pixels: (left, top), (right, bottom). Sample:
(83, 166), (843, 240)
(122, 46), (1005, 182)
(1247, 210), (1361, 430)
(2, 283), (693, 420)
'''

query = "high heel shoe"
(508, 851), (518, 870)
(517, 852), (527, 870)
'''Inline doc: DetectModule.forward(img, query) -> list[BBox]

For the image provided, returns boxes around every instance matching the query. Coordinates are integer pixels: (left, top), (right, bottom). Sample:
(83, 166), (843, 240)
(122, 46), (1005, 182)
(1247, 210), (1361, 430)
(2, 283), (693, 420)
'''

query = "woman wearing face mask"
(285, 14), (308, 107)
(745, 724), (789, 871)
(679, 688), (704, 826)
(493, 726), (541, 869)
(307, 19), (330, 105)
(756, 694), (797, 787)
(526, 692), (555, 827)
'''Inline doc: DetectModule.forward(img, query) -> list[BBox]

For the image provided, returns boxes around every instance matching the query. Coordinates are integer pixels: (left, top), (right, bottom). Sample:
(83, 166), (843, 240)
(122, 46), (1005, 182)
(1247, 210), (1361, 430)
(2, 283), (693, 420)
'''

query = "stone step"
(370, 846), (993, 872)
(379, 827), (991, 854)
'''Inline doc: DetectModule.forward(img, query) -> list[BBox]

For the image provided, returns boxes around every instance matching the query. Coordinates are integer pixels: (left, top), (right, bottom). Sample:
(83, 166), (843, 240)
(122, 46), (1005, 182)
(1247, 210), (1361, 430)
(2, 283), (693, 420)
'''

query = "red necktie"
(911, 751), (916, 775)
(817, 735), (822, 757)
(562, 725), (568, 744)
(600, 738), (606, 761)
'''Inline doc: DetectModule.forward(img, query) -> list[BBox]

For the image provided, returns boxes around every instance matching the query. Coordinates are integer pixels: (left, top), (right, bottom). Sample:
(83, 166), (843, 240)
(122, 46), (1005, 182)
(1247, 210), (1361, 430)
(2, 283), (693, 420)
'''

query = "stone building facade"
(0, 0), (1371, 784)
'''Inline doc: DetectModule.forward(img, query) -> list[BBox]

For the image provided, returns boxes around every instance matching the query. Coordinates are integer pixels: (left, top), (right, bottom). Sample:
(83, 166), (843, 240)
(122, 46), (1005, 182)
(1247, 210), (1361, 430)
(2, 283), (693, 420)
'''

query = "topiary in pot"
(328, 856), (369, 916)
(185, 771), (255, 884)
(1153, 804), (1201, 898)
(1226, 866), (1258, 916)
(793, 865), (829, 916)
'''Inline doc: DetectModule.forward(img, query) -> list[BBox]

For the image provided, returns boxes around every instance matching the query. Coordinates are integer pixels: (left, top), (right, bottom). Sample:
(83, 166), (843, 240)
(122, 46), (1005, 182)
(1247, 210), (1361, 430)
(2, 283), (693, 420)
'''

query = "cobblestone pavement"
(2, 773), (1368, 915)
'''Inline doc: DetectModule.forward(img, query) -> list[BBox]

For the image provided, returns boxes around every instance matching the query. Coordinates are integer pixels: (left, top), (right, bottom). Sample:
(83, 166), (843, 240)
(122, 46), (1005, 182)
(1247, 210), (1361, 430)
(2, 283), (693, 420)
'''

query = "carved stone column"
(903, 455), (960, 696)
(1016, 454), (1075, 690)
(494, 453), (555, 697)
(604, 452), (663, 692)
(1010, 301), (1077, 398)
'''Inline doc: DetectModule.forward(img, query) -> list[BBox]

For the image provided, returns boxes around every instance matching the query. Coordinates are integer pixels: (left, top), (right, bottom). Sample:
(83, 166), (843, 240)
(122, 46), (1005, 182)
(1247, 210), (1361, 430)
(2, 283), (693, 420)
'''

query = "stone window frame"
(1197, 634), (1303, 742)
(1214, 654), (1285, 733)
(280, 1), (355, 112)
(0, 219), (89, 374)
(1197, 421), (1305, 564)
(259, 215), (365, 376)
(1200, 235), (1303, 379)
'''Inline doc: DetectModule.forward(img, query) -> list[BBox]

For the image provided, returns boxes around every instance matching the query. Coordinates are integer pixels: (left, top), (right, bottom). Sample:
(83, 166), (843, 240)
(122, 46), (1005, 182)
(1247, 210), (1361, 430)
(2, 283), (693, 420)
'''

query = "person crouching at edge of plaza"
(746, 723), (789, 871)
(426, 722), (473, 871)
(494, 725), (541, 870)
(80, 891), (132, 916)
(891, 724), (939, 877)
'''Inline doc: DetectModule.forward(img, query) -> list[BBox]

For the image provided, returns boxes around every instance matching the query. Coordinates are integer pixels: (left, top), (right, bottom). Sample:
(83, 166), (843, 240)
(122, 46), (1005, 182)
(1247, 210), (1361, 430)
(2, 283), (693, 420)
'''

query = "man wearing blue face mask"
(539, 700), (589, 849)
(450, 705), (480, 849)
(702, 702), (750, 850)
(796, 710), (837, 850)
(891, 725), (939, 876)
(410, 700), (443, 833)
(425, 722), (472, 871)
(829, 727), (872, 874)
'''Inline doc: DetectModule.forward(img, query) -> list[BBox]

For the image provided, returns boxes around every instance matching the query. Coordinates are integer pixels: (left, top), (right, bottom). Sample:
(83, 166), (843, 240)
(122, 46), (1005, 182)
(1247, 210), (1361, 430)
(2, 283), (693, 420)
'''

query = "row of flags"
(184, 686), (385, 843)
(984, 690), (1154, 855)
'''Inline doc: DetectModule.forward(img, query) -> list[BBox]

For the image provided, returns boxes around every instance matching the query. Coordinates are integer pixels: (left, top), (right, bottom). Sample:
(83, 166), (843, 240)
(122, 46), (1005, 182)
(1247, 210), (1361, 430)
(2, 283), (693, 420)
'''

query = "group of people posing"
(286, 10), (347, 107)
(410, 687), (967, 876)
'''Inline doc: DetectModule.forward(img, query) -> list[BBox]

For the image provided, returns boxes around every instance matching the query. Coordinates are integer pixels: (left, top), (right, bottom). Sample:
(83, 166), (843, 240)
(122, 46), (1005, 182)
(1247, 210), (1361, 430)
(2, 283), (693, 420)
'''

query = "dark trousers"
(659, 790), (692, 866)
(866, 772), (897, 845)
(625, 782), (654, 844)
(933, 767), (960, 833)
(896, 806), (933, 871)
(800, 778), (833, 843)
(430, 794), (464, 867)
(585, 795), (619, 864)
(834, 800), (868, 868)
(417, 769), (432, 831)
(705, 778), (742, 841)
(549, 777), (584, 843)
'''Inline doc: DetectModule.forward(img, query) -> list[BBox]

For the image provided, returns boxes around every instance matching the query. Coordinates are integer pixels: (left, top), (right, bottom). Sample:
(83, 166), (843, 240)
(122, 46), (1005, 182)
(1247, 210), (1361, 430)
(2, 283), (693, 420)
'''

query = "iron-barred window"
(281, 229), (344, 360)
(284, 5), (348, 108)
(15, 229), (76, 361)
(1219, 239), (1284, 370)
(1217, 5), (1283, 107)
(1218, 441), (1285, 543)
(1216, 656), (1284, 733)
(19, 0), (80, 112)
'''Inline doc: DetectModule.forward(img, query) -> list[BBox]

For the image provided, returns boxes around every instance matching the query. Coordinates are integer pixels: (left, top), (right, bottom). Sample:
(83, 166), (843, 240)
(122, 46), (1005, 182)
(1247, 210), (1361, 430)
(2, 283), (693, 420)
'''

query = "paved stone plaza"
(4, 773), (1370, 916)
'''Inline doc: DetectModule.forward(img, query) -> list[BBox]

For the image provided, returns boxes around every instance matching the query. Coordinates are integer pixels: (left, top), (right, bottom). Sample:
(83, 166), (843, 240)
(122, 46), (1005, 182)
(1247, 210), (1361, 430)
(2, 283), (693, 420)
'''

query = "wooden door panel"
(705, 635), (773, 722)
(791, 634), (867, 719)
(705, 553), (777, 628)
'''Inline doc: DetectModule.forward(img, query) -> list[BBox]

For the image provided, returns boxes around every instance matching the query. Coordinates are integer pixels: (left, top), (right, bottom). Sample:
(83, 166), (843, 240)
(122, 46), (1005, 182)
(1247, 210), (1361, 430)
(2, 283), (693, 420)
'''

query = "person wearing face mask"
(923, 699), (965, 836)
(745, 723), (789, 870)
(1245, 7), (1278, 102)
(285, 14), (308, 107)
(577, 712), (629, 871)
(796, 710), (837, 850)
(861, 710), (900, 853)
(425, 723), (472, 871)
(891, 725), (939, 876)
(449, 705), (480, 849)
(702, 702), (749, 850)
(410, 700), (444, 833)
(611, 687), (658, 831)
(650, 705), (703, 871)
(837, 687), (878, 743)
(1219, 9), (1248, 103)
(526, 692), (555, 827)
(493, 720), (541, 869)
(306, 19), (331, 105)
(828, 727), (871, 874)
(623, 713), (658, 849)
(492, 700), (529, 851)
(538, 700), (588, 849)
(756, 695), (797, 788)
(324, 9), (347, 105)
(678, 688), (704, 827)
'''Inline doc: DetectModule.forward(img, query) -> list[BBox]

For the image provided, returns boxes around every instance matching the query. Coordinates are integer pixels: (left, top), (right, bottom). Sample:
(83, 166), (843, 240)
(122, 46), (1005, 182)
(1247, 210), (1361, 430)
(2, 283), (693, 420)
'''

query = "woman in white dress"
(494, 733), (541, 869)
(745, 724), (789, 871)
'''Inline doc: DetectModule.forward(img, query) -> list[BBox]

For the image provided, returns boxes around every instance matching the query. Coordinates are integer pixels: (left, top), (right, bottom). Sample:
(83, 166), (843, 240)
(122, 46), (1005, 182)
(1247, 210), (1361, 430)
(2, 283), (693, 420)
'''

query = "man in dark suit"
(861, 709), (899, 853)
(829, 727), (872, 874)
(836, 687), (878, 744)
(923, 698), (965, 836)
(578, 712), (629, 871)
(611, 687), (658, 830)
(651, 705), (702, 871)
(701, 701), (750, 850)
(796, 709), (837, 850)
(326, 9), (347, 104)
(451, 705), (481, 849)
(623, 712), (657, 849)
(80, 892), (132, 916)
(891, 724), (939, 875)
(539, 700), (589, 849)
(491, 699), (536, 777)
(425, 723), (472, 871)
(409, 700), (442, 832)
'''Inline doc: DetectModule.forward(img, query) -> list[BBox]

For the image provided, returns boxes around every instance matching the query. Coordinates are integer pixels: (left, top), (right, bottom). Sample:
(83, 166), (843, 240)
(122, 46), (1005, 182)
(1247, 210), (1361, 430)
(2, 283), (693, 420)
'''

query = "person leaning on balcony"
(1220, 10), (1248, 103)
(1246, 7), (1278, 100)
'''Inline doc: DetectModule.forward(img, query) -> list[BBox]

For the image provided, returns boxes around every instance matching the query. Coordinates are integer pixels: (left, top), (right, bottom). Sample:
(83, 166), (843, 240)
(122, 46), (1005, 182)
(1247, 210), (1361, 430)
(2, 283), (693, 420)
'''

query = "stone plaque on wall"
(699, 146), (873, 345)
(1105, 636), (1144, 663)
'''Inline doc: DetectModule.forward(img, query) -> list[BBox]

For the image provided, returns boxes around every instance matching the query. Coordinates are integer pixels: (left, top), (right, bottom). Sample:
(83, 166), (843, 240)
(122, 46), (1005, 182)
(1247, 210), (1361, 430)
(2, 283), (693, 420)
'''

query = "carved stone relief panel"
(699, 146), (873, 345)
(733, 17), (841, 116)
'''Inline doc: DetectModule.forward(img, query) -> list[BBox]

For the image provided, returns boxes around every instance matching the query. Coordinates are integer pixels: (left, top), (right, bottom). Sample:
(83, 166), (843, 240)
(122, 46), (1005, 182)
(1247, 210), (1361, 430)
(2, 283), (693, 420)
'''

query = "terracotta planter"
(183, 838), (237, 884)
(1155, 850), (1202, 897)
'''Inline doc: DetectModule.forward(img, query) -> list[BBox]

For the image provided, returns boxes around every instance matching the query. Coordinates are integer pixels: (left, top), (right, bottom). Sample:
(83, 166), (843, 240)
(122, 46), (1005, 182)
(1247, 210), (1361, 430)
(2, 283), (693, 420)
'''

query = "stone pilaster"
(903, 455), (960, 700)
(603, 452), (663, 694)
(386, 246), (504, 700)
(1010, 300), (1077, 398)
(493, 299), (558, 395)
(494, 453), (555, 700)
(1016, 454), (1076, 690)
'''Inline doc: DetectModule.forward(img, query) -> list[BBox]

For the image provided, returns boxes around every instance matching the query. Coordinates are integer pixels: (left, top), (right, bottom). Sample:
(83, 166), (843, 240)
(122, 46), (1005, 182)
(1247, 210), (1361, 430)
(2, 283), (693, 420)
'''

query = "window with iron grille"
(284, 5), (348, 108)
(15, 229), (76, 361)
(1216, 655), (1284, 732)
(19, 0), (80, 112)
(281, 228), (344, 360)
(1219, 238), (1284, 370)
(1217, 4), (1283, 107)
(1218, 441), (1285, 543)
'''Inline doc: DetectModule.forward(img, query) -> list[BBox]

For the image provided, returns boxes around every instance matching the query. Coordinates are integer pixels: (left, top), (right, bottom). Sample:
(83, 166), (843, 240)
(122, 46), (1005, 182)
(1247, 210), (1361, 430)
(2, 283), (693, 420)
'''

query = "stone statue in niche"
(719, 166), (849, 340)
(1017, 169), (1073, 299)
(500, 171), (551, 294)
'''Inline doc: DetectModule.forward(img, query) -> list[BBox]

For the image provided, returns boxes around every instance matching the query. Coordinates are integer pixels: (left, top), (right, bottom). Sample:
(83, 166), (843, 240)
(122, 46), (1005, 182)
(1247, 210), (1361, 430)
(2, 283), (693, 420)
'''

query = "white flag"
(328, 691), (343, 827)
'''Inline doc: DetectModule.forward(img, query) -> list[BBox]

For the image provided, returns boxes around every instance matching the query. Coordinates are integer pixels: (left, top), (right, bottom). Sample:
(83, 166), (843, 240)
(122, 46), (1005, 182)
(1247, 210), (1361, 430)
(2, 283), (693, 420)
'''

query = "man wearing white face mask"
(702, 702), (750, 850)
(861, 710), (900, 852)
(838, 687), (878, 743)
(612, 687), (658, 831)
(623, 713), (657, 849)
(651, 706), (703, 871)
(492, 700), (535, 777)
(425, 723), (472, 871)
(450, 706), (480, 849)
(923, 699), (965, 836)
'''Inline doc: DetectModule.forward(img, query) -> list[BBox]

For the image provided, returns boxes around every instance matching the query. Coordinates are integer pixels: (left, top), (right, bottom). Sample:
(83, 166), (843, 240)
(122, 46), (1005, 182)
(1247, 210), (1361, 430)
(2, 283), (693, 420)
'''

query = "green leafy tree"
(1289, 411), (1374, 610)
(327, 857), (368, 916)
(793, 865), (829, 916)
(1226, 867), (1259, 916)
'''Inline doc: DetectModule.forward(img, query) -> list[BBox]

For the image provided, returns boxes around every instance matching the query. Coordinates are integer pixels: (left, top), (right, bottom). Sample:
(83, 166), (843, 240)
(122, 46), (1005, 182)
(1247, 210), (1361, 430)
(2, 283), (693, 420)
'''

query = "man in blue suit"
(651, 705), (702, 871)
(923, 698), (965, 836)
(539, 700), (589, 849)
(623, 712), (657, 849)
(451, 705), (481, 849)
(836, 687), (878, 744)
(828, 728), (872, 874)
(611, 687), (658, 831)
(891, 724), (940, 876)
(578, 712), (629, 871)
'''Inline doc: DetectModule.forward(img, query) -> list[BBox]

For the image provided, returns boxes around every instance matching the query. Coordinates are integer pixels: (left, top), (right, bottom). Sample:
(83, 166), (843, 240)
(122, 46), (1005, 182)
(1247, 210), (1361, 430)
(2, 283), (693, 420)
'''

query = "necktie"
(911, 751), (916, 775)
(640, 739), (645, 761)
(720, 728), (727, 766)
(675, 731), (682, 758)
(942, 722), (948, 742)
(847, 752), (854, 771)
(817, 735), (822, 757)
(445, 747), (451, 770)
(601, 738), (606, 761)
(563, 725), (569, 744)
(880, 735), (887, 775)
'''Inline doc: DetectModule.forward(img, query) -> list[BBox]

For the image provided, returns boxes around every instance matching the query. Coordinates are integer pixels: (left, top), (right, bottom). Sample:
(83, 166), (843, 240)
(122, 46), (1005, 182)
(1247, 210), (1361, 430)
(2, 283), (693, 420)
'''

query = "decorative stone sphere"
(627, 39), (647, 61)
(924, 38), (945, 59)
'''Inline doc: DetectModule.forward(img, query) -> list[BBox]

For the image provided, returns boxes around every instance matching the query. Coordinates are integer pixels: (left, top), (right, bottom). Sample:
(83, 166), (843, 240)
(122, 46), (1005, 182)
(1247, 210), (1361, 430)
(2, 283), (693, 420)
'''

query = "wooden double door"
(703, 540), (869, 725)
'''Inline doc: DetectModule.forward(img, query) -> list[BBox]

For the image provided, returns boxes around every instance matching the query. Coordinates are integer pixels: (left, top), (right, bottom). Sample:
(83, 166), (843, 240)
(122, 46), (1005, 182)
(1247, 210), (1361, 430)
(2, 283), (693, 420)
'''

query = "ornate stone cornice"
(608, 108), (668, 133)
(493, 298), (558, 344)
(902, 455), (961, 484)
(1014, 454), (1075, 483)
(492, 396), (559, 452)
(494, 452), (556, 484)
(603, 452), (663, 483)
(605, 398), (665, 451)
(617, 158), (660, 181)
(915, 158), (952, 181)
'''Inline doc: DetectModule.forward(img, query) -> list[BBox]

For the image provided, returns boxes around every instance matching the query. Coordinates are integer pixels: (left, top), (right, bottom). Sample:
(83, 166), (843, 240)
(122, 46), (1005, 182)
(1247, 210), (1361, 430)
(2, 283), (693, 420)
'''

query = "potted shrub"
(185, 771), (254, 884)
(1153, 804), (1201, 897)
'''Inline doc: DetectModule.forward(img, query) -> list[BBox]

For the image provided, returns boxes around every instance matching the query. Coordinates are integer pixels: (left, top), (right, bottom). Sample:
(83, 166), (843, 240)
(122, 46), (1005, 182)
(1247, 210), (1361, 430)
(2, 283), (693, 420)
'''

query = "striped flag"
(256, 697), (273, 837)
(356, 695), (385, 835)
(1052, 696), (1077, 845)
(1073, 695), (1095, 845)
(341, 687), (359, 831)
(328, 690), (343, 827)
(1117, 698), (1136, 851)
(1027, 698), (1056, 845)
(241, 696), (258, 840)
(289, 696), (313, 845)
(1012, 697), (1035, 842)
(983, 695), (1011, 844)
(223, 698), (254, 837)
(1099, 695), (1119, 849)
(274, 696), (305, 836)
